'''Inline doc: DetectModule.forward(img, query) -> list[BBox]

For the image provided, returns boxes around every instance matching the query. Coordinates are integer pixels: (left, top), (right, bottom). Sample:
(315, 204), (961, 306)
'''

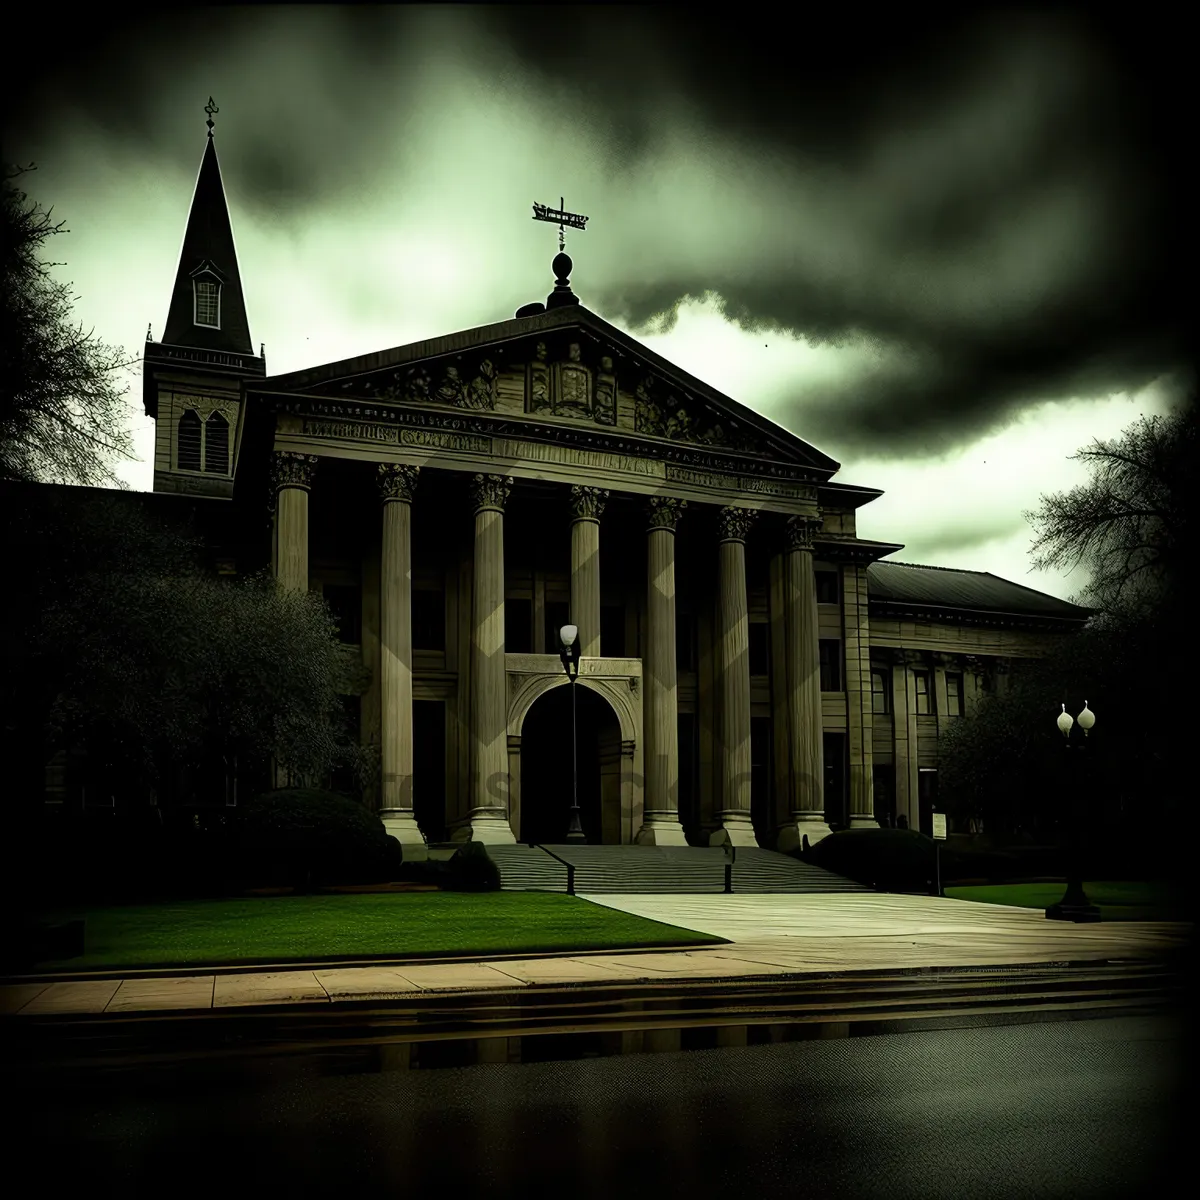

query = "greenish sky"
(6, 8), (1189, 602)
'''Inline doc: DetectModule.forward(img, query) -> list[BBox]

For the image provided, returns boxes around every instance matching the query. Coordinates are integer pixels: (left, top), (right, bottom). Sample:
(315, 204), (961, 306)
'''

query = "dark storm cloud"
(7, 6), (1189, 460)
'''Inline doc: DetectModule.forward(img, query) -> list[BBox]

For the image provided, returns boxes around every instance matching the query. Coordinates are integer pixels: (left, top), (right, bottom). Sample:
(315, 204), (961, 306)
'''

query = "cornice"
(868, 598), (1088, 633)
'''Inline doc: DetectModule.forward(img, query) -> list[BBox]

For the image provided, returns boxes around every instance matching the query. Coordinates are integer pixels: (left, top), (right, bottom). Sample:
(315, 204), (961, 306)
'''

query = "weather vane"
(532, 196), (588, 253)
(205, 96), (219, 139)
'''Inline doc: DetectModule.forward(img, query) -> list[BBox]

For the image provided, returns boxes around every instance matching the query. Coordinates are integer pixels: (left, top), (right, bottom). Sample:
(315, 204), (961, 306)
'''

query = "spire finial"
(205, 96), (219, 139)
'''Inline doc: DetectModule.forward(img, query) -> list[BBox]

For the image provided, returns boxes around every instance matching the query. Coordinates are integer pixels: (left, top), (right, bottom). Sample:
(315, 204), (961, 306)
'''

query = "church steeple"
(161, 99), (253, 355)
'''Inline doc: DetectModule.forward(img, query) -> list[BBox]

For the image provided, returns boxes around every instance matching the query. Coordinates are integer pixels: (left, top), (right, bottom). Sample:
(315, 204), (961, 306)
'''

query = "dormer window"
(194, 278), (220, 328)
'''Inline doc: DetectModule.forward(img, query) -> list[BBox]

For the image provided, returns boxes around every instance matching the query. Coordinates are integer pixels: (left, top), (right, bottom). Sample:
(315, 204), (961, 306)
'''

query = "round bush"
(234, 788), (401, 890)
(448, 841), (502, 892)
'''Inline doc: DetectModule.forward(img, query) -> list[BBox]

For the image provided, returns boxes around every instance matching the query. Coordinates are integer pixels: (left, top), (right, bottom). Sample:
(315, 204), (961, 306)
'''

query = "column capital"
(645, 496), (686, 532)
(962, 655), (985, 674)
(716, 505), (757, 543)
(378, 462), (420, 504)
(569, 485), (609, 522)
(271, 451), (318, 494)
(469, 473), (514, 513)
(784, 513), (822, 552)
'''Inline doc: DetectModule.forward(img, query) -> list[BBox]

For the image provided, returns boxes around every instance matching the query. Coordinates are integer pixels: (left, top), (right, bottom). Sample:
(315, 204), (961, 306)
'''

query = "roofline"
(259, 303), (841, 475)
(867, 597), (1093, 623)
(871, 559), (1095, 614)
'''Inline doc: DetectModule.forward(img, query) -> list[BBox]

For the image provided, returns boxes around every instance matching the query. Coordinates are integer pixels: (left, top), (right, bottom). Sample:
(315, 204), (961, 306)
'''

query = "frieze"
(716, 505), (758, 542)
(399, 428), (492, 454)
(276, 396), (817, 483)
(303, 418), (398, 443)
(493, 438), (661, 477)
(666, 464), (815, 501)
(379, 463), (420, 504)
(569, 485), (609, 521)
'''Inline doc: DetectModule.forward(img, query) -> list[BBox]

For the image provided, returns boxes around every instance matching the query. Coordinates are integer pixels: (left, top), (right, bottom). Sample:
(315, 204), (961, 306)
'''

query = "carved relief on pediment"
(634, 374), (761, 453)
(367, 356), (496, 411)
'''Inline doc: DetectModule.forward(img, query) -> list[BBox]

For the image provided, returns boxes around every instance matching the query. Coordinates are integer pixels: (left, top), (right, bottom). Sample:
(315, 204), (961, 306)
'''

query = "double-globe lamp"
(1045, 700), (1101, 923)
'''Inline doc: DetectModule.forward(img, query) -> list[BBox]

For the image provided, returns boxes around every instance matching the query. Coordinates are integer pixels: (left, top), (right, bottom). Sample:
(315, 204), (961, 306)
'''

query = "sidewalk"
(2, 893), (1190, 1017)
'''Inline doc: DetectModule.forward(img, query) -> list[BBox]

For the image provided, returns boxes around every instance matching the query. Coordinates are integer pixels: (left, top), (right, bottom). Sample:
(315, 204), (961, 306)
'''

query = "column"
(776, 514), (827, 852)
(768, 551), (790, 833)
(377, 464), (426, 854)
(569, 486), (608, 657)
(270, 452), (317, 788)
(466, 473), (517, 843)
(710, 505), (758, 847)
(271, 451), (317, 593)
(963, 655), (984, 717)
(636, 497), (688, 846)
(843, 563), (877, 829)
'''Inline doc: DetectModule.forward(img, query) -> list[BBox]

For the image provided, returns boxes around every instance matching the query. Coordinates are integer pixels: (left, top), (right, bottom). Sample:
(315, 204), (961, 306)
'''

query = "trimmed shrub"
(448, 841), (502, 892)
(233, 788), (402, 891)
(800, 828), (937, 893)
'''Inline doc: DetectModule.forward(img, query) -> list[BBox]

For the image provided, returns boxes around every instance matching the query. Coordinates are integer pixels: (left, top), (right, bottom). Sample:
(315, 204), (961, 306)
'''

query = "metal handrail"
(535, 844), (576, 896)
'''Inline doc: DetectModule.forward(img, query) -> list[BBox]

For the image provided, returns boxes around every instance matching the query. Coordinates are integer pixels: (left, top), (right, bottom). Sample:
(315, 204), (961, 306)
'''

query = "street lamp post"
(558, 624), (586, 843)
(1045, 701), (1101, 923)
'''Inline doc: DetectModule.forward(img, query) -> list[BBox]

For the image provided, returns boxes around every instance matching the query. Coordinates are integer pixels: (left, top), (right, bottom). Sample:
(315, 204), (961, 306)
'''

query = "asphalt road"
(11, 1014), (1188, 1198)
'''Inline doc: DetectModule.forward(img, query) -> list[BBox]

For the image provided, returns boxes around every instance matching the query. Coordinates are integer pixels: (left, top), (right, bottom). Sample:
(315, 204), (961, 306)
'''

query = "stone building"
(132, 118), (1090, 852)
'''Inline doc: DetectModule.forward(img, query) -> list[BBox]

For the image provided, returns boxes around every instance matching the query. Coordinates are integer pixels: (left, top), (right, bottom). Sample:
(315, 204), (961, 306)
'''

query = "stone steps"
(481, 844), (871, 895)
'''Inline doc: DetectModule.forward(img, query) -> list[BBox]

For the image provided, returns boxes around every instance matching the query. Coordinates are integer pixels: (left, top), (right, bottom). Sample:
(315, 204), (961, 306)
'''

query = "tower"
(143, 99), (265, 497)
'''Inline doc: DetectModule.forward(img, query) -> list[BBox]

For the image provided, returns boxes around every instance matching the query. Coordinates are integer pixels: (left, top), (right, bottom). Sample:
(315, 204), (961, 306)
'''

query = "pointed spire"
(160, 102), (253, 354)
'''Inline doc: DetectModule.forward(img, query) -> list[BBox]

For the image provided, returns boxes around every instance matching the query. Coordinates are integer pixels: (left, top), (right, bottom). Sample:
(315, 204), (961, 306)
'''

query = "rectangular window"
(412, 589), (446, 652)
(323, 584), (361, 645)
(914, 670), (933, 714)
(748, 621), (769, 676)
(544, 600), (570, 654)
(947, 672), (963, 717)
(194, 279), (220, 327)
(601, 605), (626, 657)
(819, 639), (842, 691)
(871, 668), (891, 714)
(676, 612), (697, 672)
(815, 570), (840, 605)
(505, 598), (533, 654)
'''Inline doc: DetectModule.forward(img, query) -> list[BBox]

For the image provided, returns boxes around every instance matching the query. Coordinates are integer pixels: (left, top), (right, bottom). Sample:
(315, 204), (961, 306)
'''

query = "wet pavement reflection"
(12, 1014), (1188, 1198)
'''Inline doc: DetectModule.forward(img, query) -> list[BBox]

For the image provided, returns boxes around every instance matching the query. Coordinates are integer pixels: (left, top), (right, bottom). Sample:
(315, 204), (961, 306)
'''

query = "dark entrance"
(520, 685), (620, 844)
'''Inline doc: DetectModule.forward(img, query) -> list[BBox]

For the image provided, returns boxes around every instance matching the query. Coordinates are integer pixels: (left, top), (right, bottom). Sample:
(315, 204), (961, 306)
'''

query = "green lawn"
(943, 881), (1187, 921)
(26, 892), (731, 972)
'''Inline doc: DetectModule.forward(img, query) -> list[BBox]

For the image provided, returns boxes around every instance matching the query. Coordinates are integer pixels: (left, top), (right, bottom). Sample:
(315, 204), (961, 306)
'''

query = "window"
(204, 412), (229, 474)
(823, 732), (847, 827)
(178, 409), (202, 471)
(323, 585), (361, 645)
(412, 589), (445, 651)
(947, 672), (964, 717)
(819, 639), (842, 691)
(748, 621), (769, 676)
(545, 600), (570, 654)
(914, 670), (933, 714)
(675, 612), (696, 671)
(505, 598), (532, 654)
(194, 278), (220, 327)
(871, 668), (891, 714)
(601, 605), (625, 657)
(815, 570), (840, 605)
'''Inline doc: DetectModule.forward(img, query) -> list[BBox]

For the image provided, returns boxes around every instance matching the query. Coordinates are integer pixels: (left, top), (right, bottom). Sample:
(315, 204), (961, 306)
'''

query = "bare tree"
(1, 163), (139, 486)
(1024, 397), (1196, 620)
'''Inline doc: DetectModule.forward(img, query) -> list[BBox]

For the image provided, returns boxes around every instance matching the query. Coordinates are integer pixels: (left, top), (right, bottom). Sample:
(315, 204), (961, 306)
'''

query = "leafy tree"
(2, 484), (375, 820)
(1, 163), (138, 486)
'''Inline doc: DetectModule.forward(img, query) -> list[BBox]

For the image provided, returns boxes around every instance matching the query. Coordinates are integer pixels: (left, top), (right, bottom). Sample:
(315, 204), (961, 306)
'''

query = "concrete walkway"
(2, 894), (1190, 1019)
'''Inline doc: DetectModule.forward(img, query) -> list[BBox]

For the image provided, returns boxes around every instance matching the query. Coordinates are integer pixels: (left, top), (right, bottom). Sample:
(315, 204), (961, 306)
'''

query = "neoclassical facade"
(133, 118), (1090, 853)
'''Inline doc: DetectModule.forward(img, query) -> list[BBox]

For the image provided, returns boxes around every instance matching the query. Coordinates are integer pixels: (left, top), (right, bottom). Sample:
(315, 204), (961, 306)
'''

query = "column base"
(776, 815), (832, 853)
(379, 810), (429, 861)
(848, 814), (880, 830)
(457, 813), (517, 844)
(708, 815), (760, 849)
(634, 817), (689, 846)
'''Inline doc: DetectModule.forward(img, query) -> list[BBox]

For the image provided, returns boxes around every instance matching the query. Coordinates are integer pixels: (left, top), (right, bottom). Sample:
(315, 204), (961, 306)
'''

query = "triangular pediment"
(257, 306), (840, 475)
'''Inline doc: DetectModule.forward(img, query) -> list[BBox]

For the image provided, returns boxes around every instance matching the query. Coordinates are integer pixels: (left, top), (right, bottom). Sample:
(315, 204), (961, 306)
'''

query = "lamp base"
(1045, 902), (1102, 923)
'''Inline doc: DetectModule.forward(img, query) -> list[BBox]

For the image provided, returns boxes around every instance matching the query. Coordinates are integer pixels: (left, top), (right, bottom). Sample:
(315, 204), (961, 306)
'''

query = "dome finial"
(204, 96), (219, 139)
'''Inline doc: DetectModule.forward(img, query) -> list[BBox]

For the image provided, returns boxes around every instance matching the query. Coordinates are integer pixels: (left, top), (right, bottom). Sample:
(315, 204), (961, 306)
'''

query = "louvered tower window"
(178, 409), (202, 471)
(205, 412), (229, 473)
(194, 278), (220, 327)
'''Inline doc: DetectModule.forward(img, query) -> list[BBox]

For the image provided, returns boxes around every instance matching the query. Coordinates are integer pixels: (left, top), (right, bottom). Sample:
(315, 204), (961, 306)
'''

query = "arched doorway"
(520, 684), (622, 844)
